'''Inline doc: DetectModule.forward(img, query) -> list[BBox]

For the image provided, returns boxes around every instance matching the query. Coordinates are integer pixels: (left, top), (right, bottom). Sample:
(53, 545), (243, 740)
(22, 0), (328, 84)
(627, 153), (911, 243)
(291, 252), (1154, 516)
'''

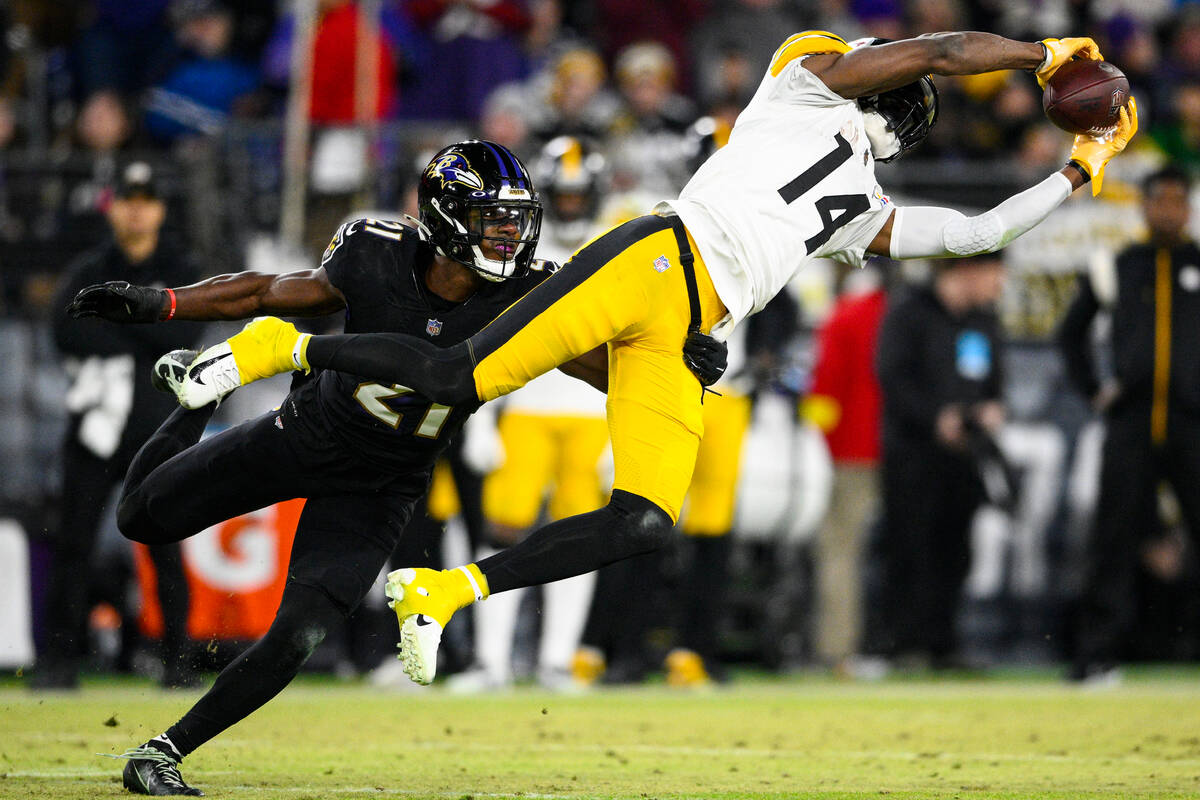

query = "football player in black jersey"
(68, 141), (619, 796)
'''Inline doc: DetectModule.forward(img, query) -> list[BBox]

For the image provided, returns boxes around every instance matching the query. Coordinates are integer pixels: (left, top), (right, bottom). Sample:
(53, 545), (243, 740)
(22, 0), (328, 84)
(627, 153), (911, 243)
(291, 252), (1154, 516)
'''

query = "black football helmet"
(849, 38), (939, 163)
(417, 140), (542, 281)
(533, 136), (607, 238)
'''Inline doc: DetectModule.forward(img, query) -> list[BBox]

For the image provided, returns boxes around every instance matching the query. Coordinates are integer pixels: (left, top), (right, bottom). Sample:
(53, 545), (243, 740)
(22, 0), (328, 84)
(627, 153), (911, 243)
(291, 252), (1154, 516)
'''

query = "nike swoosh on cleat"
(187, 355), (228, 386)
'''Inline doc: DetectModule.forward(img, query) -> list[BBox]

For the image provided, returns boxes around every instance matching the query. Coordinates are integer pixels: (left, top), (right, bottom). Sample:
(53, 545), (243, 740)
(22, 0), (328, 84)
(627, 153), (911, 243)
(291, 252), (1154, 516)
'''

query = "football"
(1043, 59), (1130, 135)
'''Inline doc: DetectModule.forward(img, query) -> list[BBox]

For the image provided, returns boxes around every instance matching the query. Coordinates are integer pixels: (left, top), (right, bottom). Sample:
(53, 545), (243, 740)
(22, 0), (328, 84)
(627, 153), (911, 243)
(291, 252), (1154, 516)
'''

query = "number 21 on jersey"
(353, 382), (451, 438)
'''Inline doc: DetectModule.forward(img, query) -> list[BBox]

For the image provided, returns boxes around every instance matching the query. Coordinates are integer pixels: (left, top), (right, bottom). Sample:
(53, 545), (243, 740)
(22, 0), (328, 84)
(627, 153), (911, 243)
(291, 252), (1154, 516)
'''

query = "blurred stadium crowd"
(2, 0), (1200, 690)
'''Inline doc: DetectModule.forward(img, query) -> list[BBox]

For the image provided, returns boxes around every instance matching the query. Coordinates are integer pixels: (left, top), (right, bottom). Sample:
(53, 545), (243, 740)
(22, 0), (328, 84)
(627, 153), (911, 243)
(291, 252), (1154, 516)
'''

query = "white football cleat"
(154, 343), (243, 409)
(385, 568), (459, 686)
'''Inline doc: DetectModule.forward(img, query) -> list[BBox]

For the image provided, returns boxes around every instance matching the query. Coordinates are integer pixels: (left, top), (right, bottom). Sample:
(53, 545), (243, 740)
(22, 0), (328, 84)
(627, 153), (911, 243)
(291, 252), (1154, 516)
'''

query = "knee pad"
(609, 490), (675, 555)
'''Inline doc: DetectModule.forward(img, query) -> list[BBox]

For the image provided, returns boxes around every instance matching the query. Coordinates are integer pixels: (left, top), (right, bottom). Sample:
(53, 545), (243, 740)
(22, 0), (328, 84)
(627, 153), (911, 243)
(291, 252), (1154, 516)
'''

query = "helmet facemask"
(857, 76), (939, 163)
(418, 141), (543, 281)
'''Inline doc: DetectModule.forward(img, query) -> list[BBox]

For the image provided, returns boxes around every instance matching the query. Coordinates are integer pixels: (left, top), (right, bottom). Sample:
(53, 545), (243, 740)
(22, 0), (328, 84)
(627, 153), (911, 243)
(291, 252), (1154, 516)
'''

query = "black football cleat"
(117, 745), (203, 796)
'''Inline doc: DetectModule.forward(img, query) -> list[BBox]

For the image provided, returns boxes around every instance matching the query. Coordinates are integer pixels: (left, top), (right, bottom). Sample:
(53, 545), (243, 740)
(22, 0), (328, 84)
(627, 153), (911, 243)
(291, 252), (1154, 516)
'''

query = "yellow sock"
(445, 564), (490, 609)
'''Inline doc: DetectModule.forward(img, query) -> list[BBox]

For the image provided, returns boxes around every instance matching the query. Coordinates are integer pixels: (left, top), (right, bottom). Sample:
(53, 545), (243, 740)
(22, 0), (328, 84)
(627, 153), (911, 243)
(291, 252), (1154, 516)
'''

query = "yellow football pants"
(679, 391), (752, 537)
(483, 413), (611, 528)
(427, 461), (460, 521)
(471, 215), (728, 521)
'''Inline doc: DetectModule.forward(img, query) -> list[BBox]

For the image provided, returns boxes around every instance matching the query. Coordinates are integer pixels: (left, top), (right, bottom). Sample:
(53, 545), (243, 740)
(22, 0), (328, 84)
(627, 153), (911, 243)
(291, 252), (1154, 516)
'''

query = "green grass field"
(3, 668), (1199, 799)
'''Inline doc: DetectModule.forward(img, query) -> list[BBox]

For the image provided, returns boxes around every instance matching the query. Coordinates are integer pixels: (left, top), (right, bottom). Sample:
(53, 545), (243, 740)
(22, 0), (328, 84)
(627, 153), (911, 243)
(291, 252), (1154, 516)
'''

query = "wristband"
(1037, 42), (1051, 73)
(164, 288), (177, 320)
(1066, 160), (1091, 184)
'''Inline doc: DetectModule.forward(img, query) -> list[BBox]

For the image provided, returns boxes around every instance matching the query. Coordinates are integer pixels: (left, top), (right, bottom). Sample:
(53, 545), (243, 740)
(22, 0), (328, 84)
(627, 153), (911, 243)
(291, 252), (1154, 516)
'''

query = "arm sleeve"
(1056, 275), (1102, 400)
(889, 172), (1073, 260)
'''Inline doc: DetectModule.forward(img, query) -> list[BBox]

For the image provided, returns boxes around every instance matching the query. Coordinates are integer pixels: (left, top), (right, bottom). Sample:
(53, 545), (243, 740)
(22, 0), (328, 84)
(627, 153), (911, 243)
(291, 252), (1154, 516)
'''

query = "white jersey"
(661, 39), (892, 331)
(503, 218), (608, 417)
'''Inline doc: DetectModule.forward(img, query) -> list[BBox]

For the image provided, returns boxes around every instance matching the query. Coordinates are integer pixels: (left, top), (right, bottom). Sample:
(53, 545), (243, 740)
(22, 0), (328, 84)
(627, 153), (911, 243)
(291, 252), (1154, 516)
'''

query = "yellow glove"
(226, 316), (312, 384)
(1035, 37), (1103, 88)
(1070, 96), (1138, 196)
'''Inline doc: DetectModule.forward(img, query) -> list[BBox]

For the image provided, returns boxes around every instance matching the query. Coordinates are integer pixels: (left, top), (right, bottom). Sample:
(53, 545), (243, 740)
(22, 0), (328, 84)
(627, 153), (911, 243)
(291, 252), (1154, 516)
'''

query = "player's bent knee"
(116, 490), (161, 544)
(609, 489), (675, 555)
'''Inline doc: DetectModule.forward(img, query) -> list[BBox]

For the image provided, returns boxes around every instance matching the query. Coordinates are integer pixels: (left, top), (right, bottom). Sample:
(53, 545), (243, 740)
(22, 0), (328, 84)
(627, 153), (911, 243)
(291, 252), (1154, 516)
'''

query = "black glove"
(682, 328), (728, 388)
(67, 281), (167, 323)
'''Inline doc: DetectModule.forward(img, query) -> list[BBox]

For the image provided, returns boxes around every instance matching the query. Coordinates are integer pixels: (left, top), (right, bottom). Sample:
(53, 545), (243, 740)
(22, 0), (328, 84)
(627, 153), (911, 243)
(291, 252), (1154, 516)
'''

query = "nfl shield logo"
(426, 318), (443, 336)
(653, 255), (671, 273)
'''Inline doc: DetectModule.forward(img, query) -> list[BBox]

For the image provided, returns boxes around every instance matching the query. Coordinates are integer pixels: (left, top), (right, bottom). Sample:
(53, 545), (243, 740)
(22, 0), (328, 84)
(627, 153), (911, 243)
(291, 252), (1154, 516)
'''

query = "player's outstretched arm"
(869, 98), (1136, 259)
(67, 268), (346, 324)
(805, 33), (1098, 98)
(174, 268), (346, 320)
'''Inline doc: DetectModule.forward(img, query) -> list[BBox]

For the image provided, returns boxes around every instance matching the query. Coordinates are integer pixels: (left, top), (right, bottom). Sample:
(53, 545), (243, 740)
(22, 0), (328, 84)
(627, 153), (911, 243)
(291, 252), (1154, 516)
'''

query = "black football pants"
(1077, 404), (1200, 665)
(120, 404), (417, 758)
(878, 442), (982, 660)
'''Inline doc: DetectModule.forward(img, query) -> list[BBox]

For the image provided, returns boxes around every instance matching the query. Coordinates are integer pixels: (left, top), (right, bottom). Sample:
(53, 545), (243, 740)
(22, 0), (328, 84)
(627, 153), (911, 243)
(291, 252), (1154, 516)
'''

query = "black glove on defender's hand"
(67, 281), (167, 323)
(682, 328), (728, 387)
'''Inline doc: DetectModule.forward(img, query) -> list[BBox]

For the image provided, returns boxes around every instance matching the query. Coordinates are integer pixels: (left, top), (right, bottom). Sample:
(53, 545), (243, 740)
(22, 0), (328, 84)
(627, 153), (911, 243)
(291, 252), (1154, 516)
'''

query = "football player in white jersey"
(158, 31), (1137, 685)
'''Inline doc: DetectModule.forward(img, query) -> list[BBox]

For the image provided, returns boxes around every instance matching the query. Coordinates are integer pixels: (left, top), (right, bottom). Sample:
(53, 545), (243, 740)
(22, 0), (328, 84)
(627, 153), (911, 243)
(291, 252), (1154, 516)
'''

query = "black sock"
(478, 490), (673, 594)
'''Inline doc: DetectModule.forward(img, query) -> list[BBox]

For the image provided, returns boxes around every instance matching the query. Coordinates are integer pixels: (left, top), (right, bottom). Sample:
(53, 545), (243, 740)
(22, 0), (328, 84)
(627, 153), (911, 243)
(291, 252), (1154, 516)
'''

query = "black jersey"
(285, 218), (554, 477)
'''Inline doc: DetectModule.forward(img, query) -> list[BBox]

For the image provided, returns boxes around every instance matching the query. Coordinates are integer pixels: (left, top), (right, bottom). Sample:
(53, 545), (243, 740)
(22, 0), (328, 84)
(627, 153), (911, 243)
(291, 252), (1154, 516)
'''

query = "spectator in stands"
(1057, 164), (1200, 685)
(689, 0), (803, 109)
(804, 261), (888, 673)
(74, 0), (178, 99)
(31, 162), (201, 690)
(0, 89), (138, 311)
(1161, 7), (1200, 89)
(401, 0), (531, 121)
(607, 42), (696, 194)
(143, 0), (262, 145)
(261, 0), (411, 124)
(874, 254), (1007, 670)
(522, 45), (620, 145)
(590, 0), (708, 95)
(479, 84), (534, 155)
(1150, 80), (1200, 175)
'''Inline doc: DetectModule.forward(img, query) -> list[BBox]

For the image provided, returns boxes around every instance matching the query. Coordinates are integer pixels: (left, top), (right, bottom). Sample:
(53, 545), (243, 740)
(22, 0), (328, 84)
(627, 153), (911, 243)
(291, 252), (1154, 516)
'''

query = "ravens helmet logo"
(426, 153), (486, 192)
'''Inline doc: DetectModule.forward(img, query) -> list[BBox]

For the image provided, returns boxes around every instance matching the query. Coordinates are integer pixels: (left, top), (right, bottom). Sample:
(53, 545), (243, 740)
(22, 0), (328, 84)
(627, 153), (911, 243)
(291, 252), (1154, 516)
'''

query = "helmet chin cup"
(862, 110), (901, 162)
